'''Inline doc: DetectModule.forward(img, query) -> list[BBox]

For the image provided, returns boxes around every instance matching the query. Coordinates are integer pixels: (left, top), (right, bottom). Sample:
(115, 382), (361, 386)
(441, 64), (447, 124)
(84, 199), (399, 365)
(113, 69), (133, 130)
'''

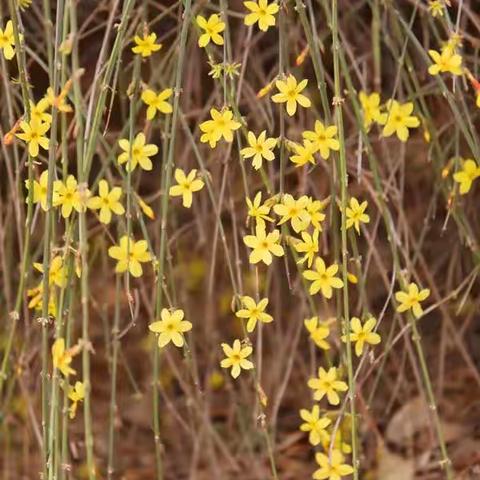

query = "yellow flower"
(33, 255), (67, 288)
(321, 427), (352, 456)
(273, 194), (310, 233)
(108, 235), (151, 278)
(303, 257), (343, 298)
(132, 32), (162, 57)
(30, 98), (52, 124)
(16, 118), (50, 157)
(235, 296), (273, 333)
(304, 316), (330, 350)
(359, 91), (384, 130)
(345, 197), (369, 234)
(295, 229), (320, 267)
(196, 14), (225, 48)
(395, 282), (430, 318)
(308, 367), (348, 406)
(169, 168), (205, 208)
(246, 191), (274, 229)
(18, 0), (33, 10)
(0, 20), (15, 60)
(54, 175), (89, 218)
(137, 195), (155, 219)
(244, 0), (279, 32)
(149, 308), (192, 348)
(243, 225), (284, 265)
(25, 170), (59, 211)
(46, 85), (73, 113)
(380, 100), (420, 142)
(87, 179), (125, 224)
(118, 133), (158, 172)
(341, 317), (381, 356)
(476, 91), (480, 108)
(199, 108), (241, 148)
(220, 339), (254, 378)
(141, 88), (173, 120)
(428, 0), (446, 17)
(52, 338), (76, 377)
(428, 46), (463, 76)
(290, 140), (316, 167)
(299, 405), (331, 446)
(272, 75), (311, 116)
(68, 381), (85, 419)
(313, 449), (354, 480)
(257, 79), (275, 98)
(453, 159), (480, 194)
(240, 130), (277, 170)
(302, 121), (340, 159)
(306, 198), (327, 230)
(27, 282), (57, 317)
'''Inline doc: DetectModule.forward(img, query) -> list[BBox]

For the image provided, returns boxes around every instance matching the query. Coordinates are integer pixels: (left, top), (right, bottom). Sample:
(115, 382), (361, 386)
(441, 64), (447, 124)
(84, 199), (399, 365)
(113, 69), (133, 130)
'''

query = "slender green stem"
(331, 0), (358, 477)
(0, 0), (35, 402)
(152, 2), (192, 478)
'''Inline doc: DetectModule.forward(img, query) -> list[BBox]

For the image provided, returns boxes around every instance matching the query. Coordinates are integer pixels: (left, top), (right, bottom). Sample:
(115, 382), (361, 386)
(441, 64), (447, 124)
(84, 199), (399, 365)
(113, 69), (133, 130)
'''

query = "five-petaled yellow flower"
(87, 179), (125, 224)
(132, 32), (162, 57)
(313, 449), (354, 480)
(25, 170), (58, 211)
(118, 133), (158, 172)
(307, 198), (327, 230)
(243, 225), (284, 265)
(196, 14), (225, 48)
(395, 282), (430, 318)
(273, 194), (310, 233)
(272, 75), (311, 116)
(380, 100), (420, 142)
(244, 0), (280, 32)
(246, 191), (274, 229)
(33, 255), (67, 288)
(68, 381), (85, 419)
(290, 140), (316, 167)
(359, 91), (384, 130)
(108, 235), (151, 278)
(453, 159), (480, 194)
(0, 20), (15, 60)
(304, 317), (331, 350)
(299, 405), (331, 446)
(240, 130), (276, 170)
(295, 229), (320, 267)
(169, 168), (205, 208)
(341, 317), (381, 356)
(16, 118), (50, 157)
(52, 338), (76, 377)
(200, 108), (241, 148)
(220, 339), (254, 378)
(141, 88), (173, 120)
(345, 197), (370, 234)
(149, 308), (192, 348)
(308, 366), (348, 406)
(46, 85), (72, 113)
(30, 98), (52, 124)
(428, 45), (463, 76)
(303, 257), (343, 298)
(302, 121), (340, 160)
(235, 296), (273, 333)
(54, 175), (89, 218)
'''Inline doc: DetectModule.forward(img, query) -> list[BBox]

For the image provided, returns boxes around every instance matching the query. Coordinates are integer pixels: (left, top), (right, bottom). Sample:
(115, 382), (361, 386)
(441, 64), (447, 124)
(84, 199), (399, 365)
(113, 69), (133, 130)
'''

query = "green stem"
(331, 0), (358, 477)
(152, 1), (192, 478)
